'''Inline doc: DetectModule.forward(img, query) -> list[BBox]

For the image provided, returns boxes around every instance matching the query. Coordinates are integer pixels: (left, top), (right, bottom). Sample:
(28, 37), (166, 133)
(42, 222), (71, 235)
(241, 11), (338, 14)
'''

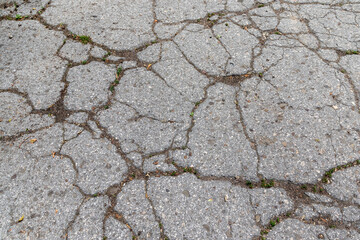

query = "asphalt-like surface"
(1, 0), (360, 239)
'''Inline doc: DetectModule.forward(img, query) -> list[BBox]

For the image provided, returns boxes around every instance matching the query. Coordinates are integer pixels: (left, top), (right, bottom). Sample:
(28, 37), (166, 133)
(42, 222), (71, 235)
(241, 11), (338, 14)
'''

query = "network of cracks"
(1, 0), (360, 239)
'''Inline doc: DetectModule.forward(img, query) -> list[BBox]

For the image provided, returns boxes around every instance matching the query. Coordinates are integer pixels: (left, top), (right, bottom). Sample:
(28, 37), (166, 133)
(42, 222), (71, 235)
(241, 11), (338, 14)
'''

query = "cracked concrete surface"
(1, 0), (360, 239)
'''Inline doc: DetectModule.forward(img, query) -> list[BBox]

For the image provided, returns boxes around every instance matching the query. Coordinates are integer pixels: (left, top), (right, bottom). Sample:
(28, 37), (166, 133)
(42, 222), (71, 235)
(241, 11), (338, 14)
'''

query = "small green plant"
(171, 171), (177, 176)
(195, 101), (201, 106)
(270, 220), (276, 227)
(258, 72), (263, 78)
(81, 60), (87, 65)
(313, 186), (317, 192)
(324, 168), (335, 180)
(261, 179), (274, 188)
(246, 180), (254, 189)
(286, 212), (291, 217)
(225, 23), (229, 27)
(274, 31), (281, 35)
(159, 223), (162, 228)
(340, 69), (346, 73)
(183, 167), (195, 173)
(117, 67), (122, 76)
(301, 185), (307, 190)
(190, 112), (194, 117)
(93, 193), (98, 197)
(109, 85), (115, 92)
(258, 4), (265, 7)
(15, 14), (22, 20)
(345, 50), (359, 55)
(104, 105), (109, 109)
(78, 35), (91, 44)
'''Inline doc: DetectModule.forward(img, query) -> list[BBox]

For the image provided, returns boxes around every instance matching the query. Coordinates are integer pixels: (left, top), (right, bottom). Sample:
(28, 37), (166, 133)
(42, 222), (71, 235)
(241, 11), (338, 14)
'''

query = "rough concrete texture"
(1, 0), (360, 239)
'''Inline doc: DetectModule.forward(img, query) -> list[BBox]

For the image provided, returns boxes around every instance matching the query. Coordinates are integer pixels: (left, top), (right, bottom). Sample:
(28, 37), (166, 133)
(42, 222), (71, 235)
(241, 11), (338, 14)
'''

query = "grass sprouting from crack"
(71, 34), (91, 44)
(109, 67), (122, 92)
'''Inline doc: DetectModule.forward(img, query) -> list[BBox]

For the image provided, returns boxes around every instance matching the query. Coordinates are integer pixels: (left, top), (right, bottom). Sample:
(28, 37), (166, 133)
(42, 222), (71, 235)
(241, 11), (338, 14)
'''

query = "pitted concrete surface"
(1, 0), (360, 239)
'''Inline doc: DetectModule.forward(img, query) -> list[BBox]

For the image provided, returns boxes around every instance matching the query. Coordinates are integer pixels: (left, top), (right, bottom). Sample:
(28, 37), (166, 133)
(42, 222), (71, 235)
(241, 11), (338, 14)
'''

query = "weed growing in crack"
(117, 67), (122, 76)
(258, 72), (263, 78)
(246, 180), (254, 189)
(269, 220), (276, 227)
(190, 112), (194, 117)
(71, 34), (91, 44)
(274, 31), (281, 35)
(301, 184), (307, 190)
(78, 35), (91, 44)
(109, 68), (122, 92)
(183, 167), (196, 174)
(104, 105), (109, 109)
(261, 179), (274, 188)
(81, 60), (87, 65)
(345, 50), (359, 55)
(322, 160), (360, 183)
(258, 4), (265, 8)
(171, 171), (177, 176)
(15, 14), (22, 20)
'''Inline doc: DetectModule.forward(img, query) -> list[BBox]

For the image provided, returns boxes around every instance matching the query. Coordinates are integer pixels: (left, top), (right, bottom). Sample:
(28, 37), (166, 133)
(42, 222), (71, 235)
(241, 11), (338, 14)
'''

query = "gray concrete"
(1, 0), (360, 239)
